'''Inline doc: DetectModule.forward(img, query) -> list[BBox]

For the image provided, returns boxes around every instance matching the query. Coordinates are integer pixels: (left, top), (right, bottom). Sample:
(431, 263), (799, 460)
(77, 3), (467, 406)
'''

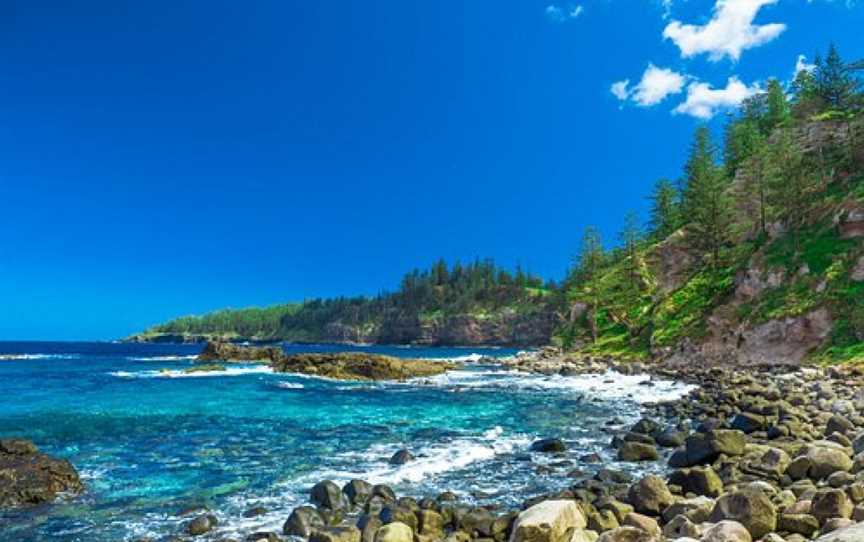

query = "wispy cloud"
(611, 64), (688, 107)
(674, 77), (762, 119)
(793, 54), (816, 78)
(545, 4), (584, 22)
(663, 0), (786, 61)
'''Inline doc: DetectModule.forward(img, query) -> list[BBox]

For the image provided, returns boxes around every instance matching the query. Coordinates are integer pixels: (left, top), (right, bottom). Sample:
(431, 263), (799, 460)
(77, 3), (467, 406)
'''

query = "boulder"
(671, 466), (723, 497)
(680, 430), (746, 466)
(709, 487), (777, 539)
(617, 442), (659, 462)
(778, 514), (820, 537)
(374, 522), (413, 542)
(805, 445), (853, 479)
(284, 506), (325, 537)
(701, 520), (752, 542)
(310, 526), (362, 542)
(814, 522), (864, 541)
(530, 439), (567, 454)
(627, 475), (673, 516)
(509, 500), (586, 542)
(186, 514), (218, 536)
(0, 439), (83, 508)
(730, 413), (767, 434)
(620, 513), (660, 538)
(272, 353), (456, 381)
(343, 479), (373, 506)
(811, 488), (853, 523)
(595, 526), (658, 542)
(312, 480), (349, 511)
(389, 450), (414, 465)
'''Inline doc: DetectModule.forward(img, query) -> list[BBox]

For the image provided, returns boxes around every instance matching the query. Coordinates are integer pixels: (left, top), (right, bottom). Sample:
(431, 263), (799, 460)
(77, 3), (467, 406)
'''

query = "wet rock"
(284, 506), (325, 537)
(389, 449), (414, 465)
(372, 484), (397, 502)
(312, 480), (349, 511)
(509, 499), (586, 542)
(627, 475), (673, 516)
(617, 442), (659, 462)
(679, 430), (746, 467)
(0, 438), (83, 508)
(530, 438), (566, 454)
(186, 514), (218, 536)
(343, 479), (373, 506)
(730, 412), (767, 434)
(709, 487), (776, 539)
(246, 533), (282, 542)
(655, 428), (686, 448)
(357, 514), (384, 542)
(243, 506), (268, 518)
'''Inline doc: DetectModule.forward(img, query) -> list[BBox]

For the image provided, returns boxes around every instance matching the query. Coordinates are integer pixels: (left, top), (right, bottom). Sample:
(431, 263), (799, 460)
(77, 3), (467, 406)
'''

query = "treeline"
(564, 43), (864, 349)
(145, 259), (558, 340)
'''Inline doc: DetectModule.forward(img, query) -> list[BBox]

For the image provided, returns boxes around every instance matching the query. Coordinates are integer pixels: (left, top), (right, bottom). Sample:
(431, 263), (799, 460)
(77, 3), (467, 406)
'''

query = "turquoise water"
(0, 342), (691, 541)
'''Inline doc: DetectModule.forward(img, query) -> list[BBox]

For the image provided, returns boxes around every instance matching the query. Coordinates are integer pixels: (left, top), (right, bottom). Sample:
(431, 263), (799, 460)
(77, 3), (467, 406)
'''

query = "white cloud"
(793, 54), (816, 78)
(611, 79), (631, 101)
(611, 64), (687, 106)
(545, 4), (583, 22)
(674, 77), (762, 119)
(663, 0), (786, 61)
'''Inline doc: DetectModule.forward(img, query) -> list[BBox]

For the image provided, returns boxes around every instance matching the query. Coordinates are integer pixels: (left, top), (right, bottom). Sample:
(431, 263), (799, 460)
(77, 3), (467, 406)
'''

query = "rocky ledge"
(198, 341), (283, 363)
(0, 438), (83, 508)
(196, 341), (457, 381)
(271, 352), (457, 381)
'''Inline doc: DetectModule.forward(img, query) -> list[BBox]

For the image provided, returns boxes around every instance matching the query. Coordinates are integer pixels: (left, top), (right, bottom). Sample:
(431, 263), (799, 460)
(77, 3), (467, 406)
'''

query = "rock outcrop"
(0, 438), (83, 508)
(271, 352), (456, 381)
(197, 341), (283, 363)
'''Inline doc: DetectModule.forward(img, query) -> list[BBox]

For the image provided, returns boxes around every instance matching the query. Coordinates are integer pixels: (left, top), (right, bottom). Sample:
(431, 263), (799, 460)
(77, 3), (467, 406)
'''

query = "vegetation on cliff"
(560, 44), (864, 364)
(133, 259), (563, 344)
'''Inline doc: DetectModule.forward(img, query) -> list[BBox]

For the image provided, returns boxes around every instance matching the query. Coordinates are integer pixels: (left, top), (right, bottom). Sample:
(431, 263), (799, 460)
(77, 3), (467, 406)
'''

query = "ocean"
(0, 341), (693, 541)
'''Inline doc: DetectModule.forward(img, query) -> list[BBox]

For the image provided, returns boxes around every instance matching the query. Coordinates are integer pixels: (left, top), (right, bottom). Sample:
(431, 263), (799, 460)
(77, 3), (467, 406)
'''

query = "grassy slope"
(561, 117), (864, 364)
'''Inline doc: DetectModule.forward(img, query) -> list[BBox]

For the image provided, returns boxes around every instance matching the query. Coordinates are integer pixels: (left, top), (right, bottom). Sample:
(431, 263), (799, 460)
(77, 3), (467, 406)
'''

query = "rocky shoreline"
(6, 351), (864, 542)
(225, 355), (864, 542)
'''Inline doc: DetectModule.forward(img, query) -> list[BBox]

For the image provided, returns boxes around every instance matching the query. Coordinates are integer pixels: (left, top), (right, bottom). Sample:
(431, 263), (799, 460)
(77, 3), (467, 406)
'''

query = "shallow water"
(0, 341), (693, 541)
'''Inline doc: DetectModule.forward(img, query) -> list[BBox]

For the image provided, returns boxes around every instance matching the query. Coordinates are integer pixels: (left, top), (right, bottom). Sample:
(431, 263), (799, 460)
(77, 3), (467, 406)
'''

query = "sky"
(1, 0), (862, 340)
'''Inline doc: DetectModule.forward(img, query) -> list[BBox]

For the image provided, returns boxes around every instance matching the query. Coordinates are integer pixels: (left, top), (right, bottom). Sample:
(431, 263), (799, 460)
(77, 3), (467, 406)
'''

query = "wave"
(109, 366), (273, 379)
(0, 353), (81, 360)
(276, 382), (305, 390)
(124, 355), (199, 362)
(415, 369), (695, 404)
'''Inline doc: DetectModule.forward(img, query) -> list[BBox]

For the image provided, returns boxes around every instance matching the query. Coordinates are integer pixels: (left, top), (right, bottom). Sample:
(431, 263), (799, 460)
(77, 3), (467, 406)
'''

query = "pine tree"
(766, 127), (815, 250)
(682, 127), (733, 269)
(575, 226), (604, 280)
(765, 79), (790, 130)
(815, 43), (859, 110)
(619, 211), (642, 288)
(648, 179), (680, 239)
(732, 126), (769, 236)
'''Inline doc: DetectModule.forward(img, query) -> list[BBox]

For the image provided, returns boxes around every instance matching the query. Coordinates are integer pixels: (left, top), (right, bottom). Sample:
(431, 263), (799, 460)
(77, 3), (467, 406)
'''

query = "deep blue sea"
(0, 342), (692, 541)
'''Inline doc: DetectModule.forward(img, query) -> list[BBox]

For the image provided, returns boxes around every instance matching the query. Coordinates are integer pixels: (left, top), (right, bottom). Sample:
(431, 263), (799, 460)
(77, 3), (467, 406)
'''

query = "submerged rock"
(0, 438), (83, 508)
(530, 438), (567, 453)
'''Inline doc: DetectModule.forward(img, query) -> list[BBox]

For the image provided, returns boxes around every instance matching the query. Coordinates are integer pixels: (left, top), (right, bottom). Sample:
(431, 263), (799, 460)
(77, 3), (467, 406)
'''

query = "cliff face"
(321, 308), (560, 346)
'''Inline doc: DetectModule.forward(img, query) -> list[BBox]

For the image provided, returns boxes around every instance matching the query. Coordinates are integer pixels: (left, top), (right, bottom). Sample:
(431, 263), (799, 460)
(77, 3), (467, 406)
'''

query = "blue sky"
(1, 0), (862, 340)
